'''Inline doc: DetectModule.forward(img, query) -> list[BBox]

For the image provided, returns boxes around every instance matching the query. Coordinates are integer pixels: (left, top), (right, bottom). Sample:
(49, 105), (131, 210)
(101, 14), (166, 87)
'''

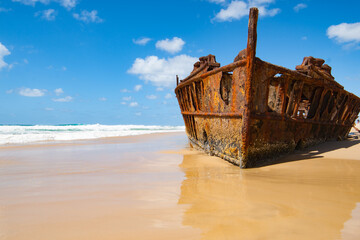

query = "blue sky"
(0, 0), (359, 125)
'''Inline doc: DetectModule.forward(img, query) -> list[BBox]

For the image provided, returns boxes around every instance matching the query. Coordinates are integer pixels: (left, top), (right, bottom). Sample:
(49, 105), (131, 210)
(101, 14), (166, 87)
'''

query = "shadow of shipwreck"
(252, 138), (360, 168)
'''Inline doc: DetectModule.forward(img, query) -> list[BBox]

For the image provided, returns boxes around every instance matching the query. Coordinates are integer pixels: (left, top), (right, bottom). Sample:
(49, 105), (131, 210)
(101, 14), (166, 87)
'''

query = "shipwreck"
(174, 7), (360, 168)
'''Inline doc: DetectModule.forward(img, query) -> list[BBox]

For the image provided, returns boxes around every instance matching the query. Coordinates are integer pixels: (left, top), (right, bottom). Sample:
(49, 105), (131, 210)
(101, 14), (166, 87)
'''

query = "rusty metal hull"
(175, 8), (360, 168)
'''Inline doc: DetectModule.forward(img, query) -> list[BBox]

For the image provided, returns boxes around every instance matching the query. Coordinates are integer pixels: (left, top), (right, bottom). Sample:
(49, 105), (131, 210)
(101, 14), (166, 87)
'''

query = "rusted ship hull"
(175, 8), (360, 168)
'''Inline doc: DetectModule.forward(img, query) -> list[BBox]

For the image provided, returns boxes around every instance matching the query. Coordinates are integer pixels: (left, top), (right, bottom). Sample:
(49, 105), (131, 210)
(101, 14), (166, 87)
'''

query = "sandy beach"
(1, 132), (360, 240)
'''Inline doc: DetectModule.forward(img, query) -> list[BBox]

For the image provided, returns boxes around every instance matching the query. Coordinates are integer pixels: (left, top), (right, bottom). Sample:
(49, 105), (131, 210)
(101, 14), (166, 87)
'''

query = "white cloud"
(164, 93), (172, 99)
(155, 37), (185, 54)
(156, 87), (164, 91)
(128, 54), (198, 87)
(19, 88), (46, 97)
(208, 0), (225, 3)
(0, 7), (12, 12)
(133, 37), (151, 46)
(301, 36), (307, 40)
(255, 5), (280, 17)
(52, 96), (73, 102)
(54, 88), (64, 95)
(99, 97), (107, 101)
(134, 84), (142, 91)
(293, 3), (307, 12)
(12, 0), (49, 6)
(45, 107), (54, 111)
(121, 102), (127, 105)
(214, 0), (280, 22)
(0, 42), (10, 70)
(35, 9), (56, 20)
(62, 66), (67, 71)
(215, 1), (248, 22)
(122, 96), (132, 101)
(23, 59), (29, 64)
(135, 112), (142, 116)
(120, 88), (130, 93)
(12, 0), (77, 9)
(8, 62), (17, 70)
(58, 0), (77, 9)
(250, 0), (274, 4)
(6, 89), (13, 94)
(146, 95), (157, 100)
(327, 22), (360, 45)
(73, 10), (103, 23)
(129, 102), (138, 107)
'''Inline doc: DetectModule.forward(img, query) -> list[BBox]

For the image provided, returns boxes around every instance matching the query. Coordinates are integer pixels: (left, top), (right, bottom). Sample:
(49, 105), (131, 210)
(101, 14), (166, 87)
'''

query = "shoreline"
(0, 131), (185, 150)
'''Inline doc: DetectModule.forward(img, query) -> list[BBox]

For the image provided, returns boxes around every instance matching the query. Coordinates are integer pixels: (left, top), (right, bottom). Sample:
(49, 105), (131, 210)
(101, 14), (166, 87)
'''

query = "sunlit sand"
(0, 132), (359, 239)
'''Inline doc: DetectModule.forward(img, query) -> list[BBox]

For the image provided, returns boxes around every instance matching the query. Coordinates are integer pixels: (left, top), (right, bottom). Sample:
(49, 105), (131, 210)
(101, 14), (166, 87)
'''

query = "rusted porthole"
(220, 72), (232, 105)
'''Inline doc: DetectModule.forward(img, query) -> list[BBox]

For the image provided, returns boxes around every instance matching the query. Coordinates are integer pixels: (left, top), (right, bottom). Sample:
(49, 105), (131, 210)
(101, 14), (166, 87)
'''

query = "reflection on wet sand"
(179, 141), (360, 240)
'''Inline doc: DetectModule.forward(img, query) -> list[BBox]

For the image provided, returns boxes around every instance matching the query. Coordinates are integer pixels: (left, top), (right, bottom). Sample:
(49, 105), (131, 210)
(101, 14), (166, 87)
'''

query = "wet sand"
(0, 132), (360, 240)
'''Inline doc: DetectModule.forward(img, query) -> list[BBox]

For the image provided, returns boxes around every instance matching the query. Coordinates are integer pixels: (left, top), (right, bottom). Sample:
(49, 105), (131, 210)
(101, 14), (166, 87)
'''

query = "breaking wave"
(0, 124), (185, 145)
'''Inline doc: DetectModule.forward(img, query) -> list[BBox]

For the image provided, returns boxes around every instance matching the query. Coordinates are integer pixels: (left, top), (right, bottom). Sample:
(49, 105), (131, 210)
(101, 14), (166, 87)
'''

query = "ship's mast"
(240, 7), (259, 168)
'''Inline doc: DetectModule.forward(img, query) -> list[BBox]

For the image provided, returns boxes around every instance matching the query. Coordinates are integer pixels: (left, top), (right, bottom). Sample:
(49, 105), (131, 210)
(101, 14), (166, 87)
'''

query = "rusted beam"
(175, 59), (247, 89)
(251, 112), (354, 127)
(181, 64), (208, 83)
(181, 111), (243, 118)
(240, 7), (258, 167)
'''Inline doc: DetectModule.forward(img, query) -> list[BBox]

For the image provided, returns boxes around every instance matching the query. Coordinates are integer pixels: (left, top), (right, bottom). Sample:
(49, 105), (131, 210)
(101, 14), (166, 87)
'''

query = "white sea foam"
(0, 124), (185, 145)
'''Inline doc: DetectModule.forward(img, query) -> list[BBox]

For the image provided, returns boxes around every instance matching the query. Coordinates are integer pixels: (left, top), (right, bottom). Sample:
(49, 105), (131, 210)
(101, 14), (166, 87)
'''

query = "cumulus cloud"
(293, 3), (307, 12)
(208, 0), (225, 3)
(129, 102), (138, 107)
(54, 88), (64, 95)
(155, 37), (185, 54)
(12, 0), (77, 9)
(52, 96), (73, 102)
(146, 95), (157, 100)
(35, 9), (56, 20)
(156, 87), (164, 91)
(0, 7), (12, 12)
(0, 42), (10, 70)
(12, 0), (48, 6)
(73, 10), (103, 23)
(213, 0), (280, 22)
(133, 37), (151, 46)
(19, 88), (46, 97)
(58, 0), (77, 9)
(120, 88), (130, 93)
(122, 96), (132, 101)
(134, 84), (142, 91)
(128, 54), (198, 87)
(327, 22), (360, 46)
(215, 1), (248, 21)
(164, 93), (172, 99)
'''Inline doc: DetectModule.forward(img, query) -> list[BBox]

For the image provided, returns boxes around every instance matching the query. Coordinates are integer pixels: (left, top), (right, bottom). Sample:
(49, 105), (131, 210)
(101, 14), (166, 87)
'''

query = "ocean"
(0, 124), (185, 145)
